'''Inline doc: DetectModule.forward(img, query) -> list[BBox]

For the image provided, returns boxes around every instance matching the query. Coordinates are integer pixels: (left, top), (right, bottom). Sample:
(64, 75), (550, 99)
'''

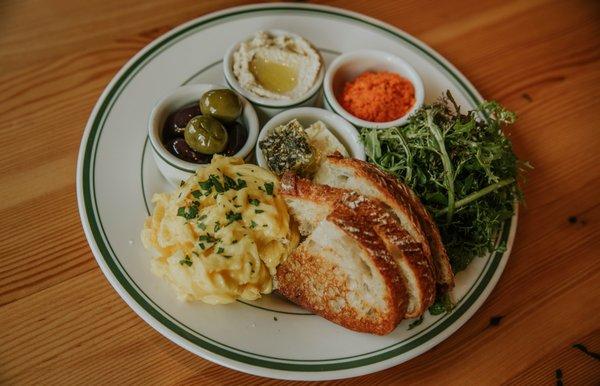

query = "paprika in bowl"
(323, 50), (424, 129)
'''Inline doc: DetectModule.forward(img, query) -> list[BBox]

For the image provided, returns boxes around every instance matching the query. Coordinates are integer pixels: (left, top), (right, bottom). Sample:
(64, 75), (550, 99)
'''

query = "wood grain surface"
(1, 0), (599, 384)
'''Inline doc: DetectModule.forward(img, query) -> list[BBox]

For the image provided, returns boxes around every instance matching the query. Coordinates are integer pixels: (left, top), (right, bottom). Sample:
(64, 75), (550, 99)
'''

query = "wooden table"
(1, 0), (599, 384)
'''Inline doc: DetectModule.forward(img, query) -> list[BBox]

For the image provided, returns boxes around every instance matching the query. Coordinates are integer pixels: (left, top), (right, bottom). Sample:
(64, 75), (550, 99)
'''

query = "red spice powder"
(340, 71), (415, 122)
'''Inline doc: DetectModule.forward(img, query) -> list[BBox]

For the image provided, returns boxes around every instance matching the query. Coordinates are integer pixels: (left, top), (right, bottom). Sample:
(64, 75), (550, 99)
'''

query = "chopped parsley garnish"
(233, 204), (241, 208)
(214, 223), (221, 232)
(199, 234), (217, 243)
(232, 239), (238, 244)
(197, 222), (206, 230)
(224, 175), (238, 190)
(217, 247), (224, 254)
(198, 243), (205, 250)
(249, 198), (260, 206)
(179, 180), (185, 187)
(237, 179), (247, 189)
(177, 205), (198, 220)
(264, 182), (274, 195)
(198, 214), (207, 221)
(198, 174), (225, 193)
(192, 251), (199, 256)
(255, 209), (264, 214)
(199, 178), (213, 191)
(226, 211), (242, 223)
(191, 190), (202, 199)
(250, 220), (257, 229)
(210, 175), (225, 192)
(179, 255), (193, 267)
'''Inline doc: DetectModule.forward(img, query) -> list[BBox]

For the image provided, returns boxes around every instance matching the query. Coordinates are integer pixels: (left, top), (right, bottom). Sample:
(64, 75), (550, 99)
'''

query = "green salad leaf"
(361, 92), (528, 272)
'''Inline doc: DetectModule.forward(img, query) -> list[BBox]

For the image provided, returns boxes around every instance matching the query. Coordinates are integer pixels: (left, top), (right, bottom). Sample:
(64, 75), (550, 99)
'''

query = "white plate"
(76, 3), (517, 381)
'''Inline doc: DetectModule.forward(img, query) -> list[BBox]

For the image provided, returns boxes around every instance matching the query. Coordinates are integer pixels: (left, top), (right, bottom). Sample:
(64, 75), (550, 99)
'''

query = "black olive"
(162, 100), (250, 163)
(162, 103), (201, 142)
(223, 121), (249, 156)
(167, 138), (211, 164)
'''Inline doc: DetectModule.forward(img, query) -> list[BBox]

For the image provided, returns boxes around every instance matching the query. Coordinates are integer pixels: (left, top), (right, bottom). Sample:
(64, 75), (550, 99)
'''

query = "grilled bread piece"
(279, 173), (339, 236)
(275, 193), (407, 334)
(280, 173), (436, 318)
(314, 154), (455, 293)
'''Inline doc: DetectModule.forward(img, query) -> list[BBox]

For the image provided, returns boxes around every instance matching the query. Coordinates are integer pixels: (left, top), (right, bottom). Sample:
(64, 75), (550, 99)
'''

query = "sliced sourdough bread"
(275, 196), (406, 335)
(279, 173), (436, 319)
(280, 172), (339, 236)
(314, 154), (455, 293)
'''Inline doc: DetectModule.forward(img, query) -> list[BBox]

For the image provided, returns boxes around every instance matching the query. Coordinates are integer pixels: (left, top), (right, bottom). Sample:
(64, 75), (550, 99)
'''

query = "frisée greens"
(361, 92), (527, 273)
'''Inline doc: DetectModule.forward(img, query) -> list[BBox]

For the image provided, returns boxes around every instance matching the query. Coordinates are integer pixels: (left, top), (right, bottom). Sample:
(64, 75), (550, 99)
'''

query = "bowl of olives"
(149, 84), (259, 185)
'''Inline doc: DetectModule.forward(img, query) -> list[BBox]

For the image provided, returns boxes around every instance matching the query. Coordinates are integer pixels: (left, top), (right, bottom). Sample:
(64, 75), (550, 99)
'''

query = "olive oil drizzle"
(250, 55), (298, 94)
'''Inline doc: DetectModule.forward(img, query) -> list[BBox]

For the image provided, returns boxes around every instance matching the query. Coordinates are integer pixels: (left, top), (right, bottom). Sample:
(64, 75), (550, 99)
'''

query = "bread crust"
(323, 154), (455, 292)
(280, 172), (339, 207)
(337, 193), (436, 316)
(280, 173), (436, 319)
(276, 196), (406, 335)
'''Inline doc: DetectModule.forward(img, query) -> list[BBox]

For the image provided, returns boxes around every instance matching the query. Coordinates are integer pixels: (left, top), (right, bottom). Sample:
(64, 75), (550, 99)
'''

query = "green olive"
(184, 115), (228, 154)
(199, 89), (242, 123)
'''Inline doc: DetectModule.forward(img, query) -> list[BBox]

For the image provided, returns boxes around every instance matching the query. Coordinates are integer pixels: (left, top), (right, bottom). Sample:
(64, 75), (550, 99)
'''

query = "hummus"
(233, 31), (322, 100)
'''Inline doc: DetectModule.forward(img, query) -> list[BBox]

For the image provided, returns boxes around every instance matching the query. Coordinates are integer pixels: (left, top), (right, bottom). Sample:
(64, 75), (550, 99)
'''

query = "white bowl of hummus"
(223, 30), (325, 120)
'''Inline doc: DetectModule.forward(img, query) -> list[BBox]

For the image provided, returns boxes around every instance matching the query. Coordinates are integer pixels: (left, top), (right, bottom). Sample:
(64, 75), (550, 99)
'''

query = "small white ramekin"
(148, 84), (259, 186)
(223, 30), (325, 121)
(323, 49), (424, 129)
(255, 107), (365, 170)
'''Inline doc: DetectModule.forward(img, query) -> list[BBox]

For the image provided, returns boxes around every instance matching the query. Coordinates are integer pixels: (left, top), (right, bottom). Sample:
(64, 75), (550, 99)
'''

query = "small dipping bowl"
(223, 30), (325, 122)
(148, 84), (259, 186)
(323, 49), (424, 129)
(255, 107), (365, 170)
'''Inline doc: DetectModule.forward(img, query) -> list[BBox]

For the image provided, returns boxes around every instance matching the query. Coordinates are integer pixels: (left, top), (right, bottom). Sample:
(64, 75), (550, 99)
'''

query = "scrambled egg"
(141, 155), (299, 304)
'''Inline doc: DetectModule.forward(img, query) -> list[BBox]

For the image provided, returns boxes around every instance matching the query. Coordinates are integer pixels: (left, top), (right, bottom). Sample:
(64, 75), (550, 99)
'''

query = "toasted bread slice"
(280, 173), (436, 318)
(314, 154), (455, 292)
(276, 193), (406, 334)
(280, 172), (339, 236)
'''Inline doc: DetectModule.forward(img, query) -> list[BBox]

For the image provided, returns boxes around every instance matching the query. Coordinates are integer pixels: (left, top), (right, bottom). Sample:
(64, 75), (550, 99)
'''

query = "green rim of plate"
(80, 5), (511, 372)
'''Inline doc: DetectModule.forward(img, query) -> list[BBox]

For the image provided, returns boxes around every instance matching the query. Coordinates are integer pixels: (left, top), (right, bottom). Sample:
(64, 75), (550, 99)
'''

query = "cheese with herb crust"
(260, 119), (349, 176)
